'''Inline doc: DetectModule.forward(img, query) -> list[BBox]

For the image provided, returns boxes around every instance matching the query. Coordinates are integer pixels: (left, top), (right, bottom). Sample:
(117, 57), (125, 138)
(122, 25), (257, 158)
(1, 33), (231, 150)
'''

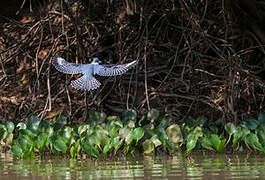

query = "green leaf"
(11, 144), (23, 158)
(81, 141), (99, 158)
(225, 123), (237, 136)
(39, 120), (52, 131)
(16, 122), (27, 130)
(166, 124), (183, 143)
(119, 127), (130, 139)
(142, 139), (154, 154)
(36, 132), (48, 152)
(0, 124), (7, 140)
(123, 110), (137, 124)
(133, 127), (144, 143)
(125, 130), (134, 145)
(193, 126), (203, 139)
(26, 116), (40, 134)
(112, 136), (122, 153)
(201, 137), (214, 151)
(61, 126), (72, 145)
(18, 136), (33, 151)
(232, 130), (242, 148)
(103, 143), (112, 155)
(244, 119), (259, 130)
(246, 133), (264, 152)
(147, 109), (160, 123)
(53, 137), (67, 153)
(70, 139), (80, 158)
(53, 115), (67, 131)
(186, 134), (197, 152)
(150, 135), (162, 147)
(208, 134), (221, 151)
(6, 121), (14, 134)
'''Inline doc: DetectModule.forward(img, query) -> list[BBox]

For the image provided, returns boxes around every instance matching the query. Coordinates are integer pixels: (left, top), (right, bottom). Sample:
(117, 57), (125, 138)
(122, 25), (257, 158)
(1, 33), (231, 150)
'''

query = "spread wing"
(95, 60), (137, 76)
(52, 56), (83, 74)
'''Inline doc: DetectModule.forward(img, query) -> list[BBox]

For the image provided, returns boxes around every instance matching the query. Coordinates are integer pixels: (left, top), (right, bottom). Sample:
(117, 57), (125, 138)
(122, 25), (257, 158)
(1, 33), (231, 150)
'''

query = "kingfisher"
(52, 56), (137, 91)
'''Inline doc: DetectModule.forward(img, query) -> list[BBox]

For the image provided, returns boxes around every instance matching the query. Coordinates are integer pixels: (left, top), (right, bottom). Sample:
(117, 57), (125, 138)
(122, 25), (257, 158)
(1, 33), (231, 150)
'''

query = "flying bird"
(52, 56), (137, 91)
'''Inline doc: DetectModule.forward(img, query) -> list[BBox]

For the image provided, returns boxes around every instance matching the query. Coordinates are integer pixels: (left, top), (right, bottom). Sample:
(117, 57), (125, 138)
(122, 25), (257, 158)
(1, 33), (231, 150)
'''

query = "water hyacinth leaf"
(201, 137), (214, 151)
(53, 137), (67, 153)
(257, 128), (265, 147)
(128, 120), (135, 128)
(143, 139), (154, 154)
(53, 115), (67, 130)
(81, 142), (99, 158)
(147, 109), (160, 123)
(18, 136), (33, 151)
(246, 133), (264, 152)
(166, 124), (183, 143)
(112, 136), (122, 153)
(70, 139), (80, 158)
(70, 146), (75, 158)
(209, 134), (221, 151)
(225, 123), (237, 145)
(150, 135), (162, 147)
(103, 143), (112, 155)
(109, 125), (120, 138)
(61, 126), (72, 145)
(6, 121), (14, 134)
(225, 123), (236, 136)
(89, 134), (101, 149)
(11, 144), (23, 158)
(89, 112), (106, 126)
(0, 125), (7, 140)
(133, 127), (144, 143)
(193, 126), (203, 139)
(37, 132), (48, 152)
(39, 120), (52, 131)
(156, 127), (168, 142)
(78, 124), (89, 137)
(16, 122), (26, 130)
(186, 134), (197, 152)
(46, 126), (54, 137)
(123, 110), (137, 124)
(26, 116), (40, 134)
(19, 129), (36, 138)
(232, 131), (242, 148)
(258, 112), (265, 125)
(119, 127), (130, 139)
(244, 119), (259, 130)
(125, 130), (134, 145)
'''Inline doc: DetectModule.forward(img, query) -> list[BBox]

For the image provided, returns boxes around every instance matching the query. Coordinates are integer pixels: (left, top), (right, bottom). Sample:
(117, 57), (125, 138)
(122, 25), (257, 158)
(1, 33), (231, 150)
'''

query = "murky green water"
(0, 152), (265, 179)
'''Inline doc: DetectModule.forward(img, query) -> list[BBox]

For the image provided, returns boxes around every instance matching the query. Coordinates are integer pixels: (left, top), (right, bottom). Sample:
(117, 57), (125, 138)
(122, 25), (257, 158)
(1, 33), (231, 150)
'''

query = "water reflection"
(0, 152), (264, 179)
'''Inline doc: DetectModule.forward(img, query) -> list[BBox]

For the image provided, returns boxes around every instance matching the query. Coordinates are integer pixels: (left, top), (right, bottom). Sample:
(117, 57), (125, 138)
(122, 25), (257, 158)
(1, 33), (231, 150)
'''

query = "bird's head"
(91, 57), (101, 64)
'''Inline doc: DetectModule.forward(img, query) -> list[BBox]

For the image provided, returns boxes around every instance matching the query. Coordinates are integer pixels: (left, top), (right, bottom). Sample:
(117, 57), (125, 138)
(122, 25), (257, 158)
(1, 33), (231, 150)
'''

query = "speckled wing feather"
(70, 75), (101, 91)
(95, 60), (137, 76)
(52, 56), (82, 74)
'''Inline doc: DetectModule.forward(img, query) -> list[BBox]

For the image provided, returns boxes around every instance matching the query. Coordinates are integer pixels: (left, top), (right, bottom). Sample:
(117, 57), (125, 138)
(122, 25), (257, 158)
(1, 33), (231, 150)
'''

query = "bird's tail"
(70, 75), (101, 91)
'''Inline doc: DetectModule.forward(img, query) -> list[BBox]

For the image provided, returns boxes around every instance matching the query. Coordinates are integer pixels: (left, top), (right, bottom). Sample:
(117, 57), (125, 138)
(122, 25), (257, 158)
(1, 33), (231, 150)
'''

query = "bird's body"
(52, 57), (137, 91)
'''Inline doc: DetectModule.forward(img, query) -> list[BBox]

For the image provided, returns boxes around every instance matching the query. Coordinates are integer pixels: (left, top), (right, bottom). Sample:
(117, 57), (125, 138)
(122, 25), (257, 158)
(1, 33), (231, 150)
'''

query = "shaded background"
(0, 0), (264, 124)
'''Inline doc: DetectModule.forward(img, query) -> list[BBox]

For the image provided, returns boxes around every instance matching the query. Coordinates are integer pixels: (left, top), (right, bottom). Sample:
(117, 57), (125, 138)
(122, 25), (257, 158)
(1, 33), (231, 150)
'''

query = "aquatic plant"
(0, 110), (264, 158)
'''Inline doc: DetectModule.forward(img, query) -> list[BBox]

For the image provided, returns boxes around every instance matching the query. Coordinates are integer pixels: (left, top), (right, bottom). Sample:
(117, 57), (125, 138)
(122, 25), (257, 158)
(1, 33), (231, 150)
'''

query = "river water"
(0, 152), (265, 179)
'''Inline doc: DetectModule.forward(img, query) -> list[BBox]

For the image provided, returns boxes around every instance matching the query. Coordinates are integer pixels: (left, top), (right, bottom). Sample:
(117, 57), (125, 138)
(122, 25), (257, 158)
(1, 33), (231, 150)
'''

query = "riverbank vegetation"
(0, 109), (263, 158)
(0, 1), (265, 157)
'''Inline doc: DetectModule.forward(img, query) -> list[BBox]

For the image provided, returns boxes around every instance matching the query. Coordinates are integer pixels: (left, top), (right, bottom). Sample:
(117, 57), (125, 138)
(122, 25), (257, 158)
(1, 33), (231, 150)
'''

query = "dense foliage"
(0, 110), (264, 158)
